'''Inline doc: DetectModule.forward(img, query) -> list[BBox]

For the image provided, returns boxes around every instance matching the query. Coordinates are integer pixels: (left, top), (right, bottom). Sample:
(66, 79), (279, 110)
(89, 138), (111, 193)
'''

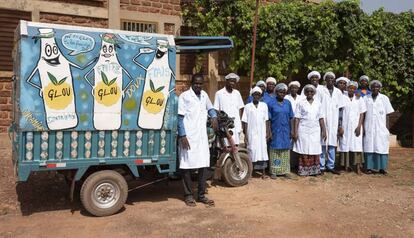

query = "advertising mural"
(17, 22), (177, 131)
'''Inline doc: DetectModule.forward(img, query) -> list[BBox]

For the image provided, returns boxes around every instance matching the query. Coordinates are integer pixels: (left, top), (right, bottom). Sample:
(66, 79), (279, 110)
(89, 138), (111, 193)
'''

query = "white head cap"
(275, 83), (288, 91)
(336, 77), (350, 84)
(256, 80), (266, 87)
(347, 80), (358, 88)
(307, 71), (321, 80)
(265, 77), (277, 84)
(288, 81), (301, 88)
(359, 75), (370, 82)
(250, 86), (262, 95)
(225, 73), (240, 82)
(323, 72), (336, 80)
(369, 80), (382, 89)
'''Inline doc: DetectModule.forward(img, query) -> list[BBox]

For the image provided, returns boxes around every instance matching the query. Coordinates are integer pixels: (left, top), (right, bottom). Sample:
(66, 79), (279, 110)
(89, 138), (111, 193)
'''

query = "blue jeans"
(320, 145), (336, 170)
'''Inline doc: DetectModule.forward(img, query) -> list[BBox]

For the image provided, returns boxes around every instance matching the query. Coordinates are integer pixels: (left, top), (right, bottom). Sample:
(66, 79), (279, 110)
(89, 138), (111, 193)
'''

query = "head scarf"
(303, 84), (316, 92)
(323, 72), (336, 81)
(256, 80), (266, 87)
(275, 83), (288, 91)
(265, 77), (277, 84)
(250, 86), (262, 95)
(225, 73), (240, 82)
(359, 75), (370, 82)
(347, 80), (358, 88)
(369, 80), (382, 89)
(307, 71), (321, 80)
(288, 81), (301, 88)
(336, 77), (350, 84)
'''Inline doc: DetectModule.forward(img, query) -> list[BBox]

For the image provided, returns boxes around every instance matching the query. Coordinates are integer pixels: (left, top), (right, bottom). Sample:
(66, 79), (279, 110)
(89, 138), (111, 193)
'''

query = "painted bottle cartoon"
(26, 28), (80, 130)
(133, 39), (174, 130)
(85, 33), (133, 130)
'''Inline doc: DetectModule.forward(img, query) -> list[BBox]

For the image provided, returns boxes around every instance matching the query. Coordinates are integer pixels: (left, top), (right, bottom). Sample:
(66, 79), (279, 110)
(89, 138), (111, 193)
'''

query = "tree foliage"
(182, 0), (414, 110)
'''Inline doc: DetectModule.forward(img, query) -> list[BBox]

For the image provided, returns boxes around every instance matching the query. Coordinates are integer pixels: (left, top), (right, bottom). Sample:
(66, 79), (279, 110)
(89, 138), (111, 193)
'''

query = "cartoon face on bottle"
(85, 33), (133, 130)
(26, 28), (78, 130)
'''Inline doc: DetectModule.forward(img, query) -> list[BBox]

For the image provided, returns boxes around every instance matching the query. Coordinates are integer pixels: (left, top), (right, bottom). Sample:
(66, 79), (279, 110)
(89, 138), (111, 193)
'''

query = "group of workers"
(177, 71), (394, 207)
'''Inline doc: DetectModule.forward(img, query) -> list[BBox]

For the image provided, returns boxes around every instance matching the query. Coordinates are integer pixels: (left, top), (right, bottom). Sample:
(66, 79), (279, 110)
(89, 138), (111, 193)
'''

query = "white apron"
(338, 95), (367, 152)
(363, 93), (394, 154)
(293, 99), (324, 155)
(241, 102), (269, 162)
(178, 88), (212, 169)
(320, 87), (345, 146)
(285, 94), (302, 117)
(213, 87), (244, 144)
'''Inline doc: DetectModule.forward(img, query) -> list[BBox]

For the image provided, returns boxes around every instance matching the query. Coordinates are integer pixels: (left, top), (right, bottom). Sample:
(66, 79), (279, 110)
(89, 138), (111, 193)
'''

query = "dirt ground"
(0, 134), (413, 238)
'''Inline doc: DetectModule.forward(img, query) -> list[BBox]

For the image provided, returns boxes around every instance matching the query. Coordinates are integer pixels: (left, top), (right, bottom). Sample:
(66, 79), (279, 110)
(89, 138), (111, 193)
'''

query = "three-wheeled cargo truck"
(10, 21), (252, 216)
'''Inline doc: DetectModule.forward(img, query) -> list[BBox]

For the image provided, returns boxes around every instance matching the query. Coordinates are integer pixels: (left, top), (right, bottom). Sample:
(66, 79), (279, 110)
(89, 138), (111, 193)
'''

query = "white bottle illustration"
(26, 28), (80, 130)
(84, 33), (133, 130)
(133, 39), (175, 130)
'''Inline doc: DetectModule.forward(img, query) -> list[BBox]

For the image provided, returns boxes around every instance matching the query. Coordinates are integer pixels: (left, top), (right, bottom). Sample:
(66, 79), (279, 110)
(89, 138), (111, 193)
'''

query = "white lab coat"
(242, 102), (269, 162)
(214, 87), (244, 144)
(338, 95), (367, 152)
(285, 94), (302, 116)
(363, 93), (394, 154)
(320, 86), (345, 146)
(293, 99), (324, 155)
(178, 88), (213, 169)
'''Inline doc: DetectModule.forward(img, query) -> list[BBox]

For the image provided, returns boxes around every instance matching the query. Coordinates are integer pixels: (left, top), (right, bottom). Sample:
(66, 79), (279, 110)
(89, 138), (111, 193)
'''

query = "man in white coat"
(363, 80), (394, 175)
(178, 74), (218, 207)
(214, 73), (245, 145)
(320, 72), (345, 175)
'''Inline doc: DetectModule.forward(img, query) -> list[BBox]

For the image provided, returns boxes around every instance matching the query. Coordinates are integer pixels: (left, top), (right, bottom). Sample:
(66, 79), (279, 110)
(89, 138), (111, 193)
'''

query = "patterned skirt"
(298, 154), (320, 176)
(269, 149), (290, 175)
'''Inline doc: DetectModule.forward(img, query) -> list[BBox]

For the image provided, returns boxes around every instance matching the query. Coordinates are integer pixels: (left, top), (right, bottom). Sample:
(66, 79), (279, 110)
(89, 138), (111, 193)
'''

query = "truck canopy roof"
(175, 36), (233, 54)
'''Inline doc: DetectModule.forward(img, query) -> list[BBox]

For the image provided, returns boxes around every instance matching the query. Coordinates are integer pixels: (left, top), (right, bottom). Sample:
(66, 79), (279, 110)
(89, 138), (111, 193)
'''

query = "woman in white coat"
(292, 84), (327, 176)
(363, 80), (394, 175)
(338, 81), (366, 174)
(242, 86), (271, 178)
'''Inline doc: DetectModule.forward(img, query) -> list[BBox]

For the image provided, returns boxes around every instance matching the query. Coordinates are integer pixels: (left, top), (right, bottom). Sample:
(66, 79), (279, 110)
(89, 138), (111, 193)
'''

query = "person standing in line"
(356, 75), (371, 97)
(363, 80), (394, 175)
(338, 81), (367, 174)
(285, 81), (301, 115)
(285, 80), (302, 170)
(292, 84), (327, 176)
(246, 80), (266, 103)
(214, 73), (245, 145)
(178, 74), (218, 207)
(268, 83), (295, 179)
(319, 72), (345, 175)
(242, 86), (271, 178)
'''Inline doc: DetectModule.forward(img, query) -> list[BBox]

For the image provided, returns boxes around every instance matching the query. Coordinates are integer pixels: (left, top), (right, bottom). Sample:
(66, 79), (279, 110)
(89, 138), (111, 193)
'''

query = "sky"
(334, 0), (414, 13)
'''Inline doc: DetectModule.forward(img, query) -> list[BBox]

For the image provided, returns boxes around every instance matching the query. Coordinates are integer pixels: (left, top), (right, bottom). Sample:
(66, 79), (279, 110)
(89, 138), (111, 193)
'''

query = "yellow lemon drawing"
(142, 89), (165, 114)
(44, 81), (73, 110)
(94, 81), (121, 106)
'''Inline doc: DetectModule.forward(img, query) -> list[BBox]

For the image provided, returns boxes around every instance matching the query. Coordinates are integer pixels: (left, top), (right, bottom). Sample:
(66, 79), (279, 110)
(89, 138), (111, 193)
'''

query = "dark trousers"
(181, 167), (208, 199)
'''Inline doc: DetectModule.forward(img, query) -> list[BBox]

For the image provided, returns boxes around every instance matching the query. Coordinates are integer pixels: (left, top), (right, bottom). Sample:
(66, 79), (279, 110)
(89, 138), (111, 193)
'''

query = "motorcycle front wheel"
(222, 152), (252, 187)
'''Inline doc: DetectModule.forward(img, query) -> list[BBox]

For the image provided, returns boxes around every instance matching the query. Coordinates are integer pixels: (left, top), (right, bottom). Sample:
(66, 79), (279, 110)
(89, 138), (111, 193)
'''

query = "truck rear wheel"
(80, 170), (128, 217)
(222, 153), (252, 187)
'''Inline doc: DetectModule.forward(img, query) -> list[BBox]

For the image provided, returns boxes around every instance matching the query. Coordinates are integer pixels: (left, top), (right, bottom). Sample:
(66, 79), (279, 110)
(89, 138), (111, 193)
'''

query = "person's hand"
(179, 136), (191, 150)
(267, 131), (272, 141)
(292, 132), (298, 142)
(338, 127), (344, 137)
(211, 118), (219, 132)
(321, 130), (327, 142)
(355, 126), (361, 137)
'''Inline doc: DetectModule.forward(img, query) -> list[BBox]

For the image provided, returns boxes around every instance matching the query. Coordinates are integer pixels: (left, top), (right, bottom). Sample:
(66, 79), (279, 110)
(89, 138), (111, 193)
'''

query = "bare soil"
(0, 134), (413, 238)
